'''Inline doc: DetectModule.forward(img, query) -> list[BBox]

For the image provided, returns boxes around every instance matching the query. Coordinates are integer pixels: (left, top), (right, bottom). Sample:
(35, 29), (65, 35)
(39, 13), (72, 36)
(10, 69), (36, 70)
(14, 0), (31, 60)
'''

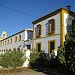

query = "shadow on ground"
(30, 58), (75, 75)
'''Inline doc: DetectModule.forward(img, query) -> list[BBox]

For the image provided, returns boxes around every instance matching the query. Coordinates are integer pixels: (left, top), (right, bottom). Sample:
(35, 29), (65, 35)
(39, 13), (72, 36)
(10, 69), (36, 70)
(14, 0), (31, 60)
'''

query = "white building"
(0, 28), (33, 54)
(32, 8), (74, 56)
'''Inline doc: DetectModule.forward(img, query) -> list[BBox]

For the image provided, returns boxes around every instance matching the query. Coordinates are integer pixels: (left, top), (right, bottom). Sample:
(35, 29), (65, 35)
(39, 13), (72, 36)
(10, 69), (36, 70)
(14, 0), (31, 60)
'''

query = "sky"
(0, 0), (75, 37)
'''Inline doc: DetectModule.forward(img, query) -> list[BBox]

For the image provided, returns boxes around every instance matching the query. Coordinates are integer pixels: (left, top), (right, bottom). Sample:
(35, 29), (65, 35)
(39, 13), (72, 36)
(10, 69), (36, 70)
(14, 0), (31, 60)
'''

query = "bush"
(30, 50), (59, 71)
(0, 50), (25, 68)
(58, 32), (75, 72)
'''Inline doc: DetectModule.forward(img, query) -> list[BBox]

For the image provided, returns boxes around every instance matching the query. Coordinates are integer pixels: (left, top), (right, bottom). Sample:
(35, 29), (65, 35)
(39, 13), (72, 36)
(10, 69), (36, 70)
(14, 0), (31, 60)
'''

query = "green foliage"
(64, 32), (75, 72)
(58, 46), (66, 65)
(29, 51), (40, 63)
(0, 50), (25, 68)
(29, 50), (59, 71)
(58, 30), (75, 72)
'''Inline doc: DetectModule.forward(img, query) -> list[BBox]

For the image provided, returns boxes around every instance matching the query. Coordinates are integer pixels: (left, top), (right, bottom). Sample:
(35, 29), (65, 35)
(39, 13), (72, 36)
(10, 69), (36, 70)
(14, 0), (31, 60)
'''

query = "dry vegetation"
(0, 67), (45, 75)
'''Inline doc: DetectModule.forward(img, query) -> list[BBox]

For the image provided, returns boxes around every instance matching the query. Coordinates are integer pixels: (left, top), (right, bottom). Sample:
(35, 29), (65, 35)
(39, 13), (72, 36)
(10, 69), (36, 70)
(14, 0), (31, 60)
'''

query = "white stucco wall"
(33, 13), (61, 54)
(0, 30), (32, 54)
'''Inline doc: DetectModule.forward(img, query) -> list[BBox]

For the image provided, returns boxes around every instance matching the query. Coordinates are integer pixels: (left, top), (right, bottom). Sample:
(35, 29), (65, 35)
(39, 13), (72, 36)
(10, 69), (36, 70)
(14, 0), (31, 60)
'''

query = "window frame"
(46, 19), (55, 36)
(36, 42), (41, 52)
(48, 40), (56, 54)
(15, 36), (17, 42)
(10, 38), (12, 44)
(18, 35), (21, 42)
(35, 24), (42, 38)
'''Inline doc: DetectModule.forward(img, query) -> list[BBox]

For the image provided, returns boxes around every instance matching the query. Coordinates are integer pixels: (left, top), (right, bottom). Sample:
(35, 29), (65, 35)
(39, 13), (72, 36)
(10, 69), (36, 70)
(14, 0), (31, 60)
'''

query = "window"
(1, 42), (2, 46)
(35, 24), (41, 38)
(48, 40), (55, 54)
(27, 45), (31, 49)
(4, 49), (5, 53)
(18, 35), (21, 42)
(36, 42), (41, 52)
(15, 37), (17, 42)
(8, 40), (9, 44)
(9, 49), (11, 52)
(13, 48), (16, 51)
(10, 38), (12, 44)
(3, 41), (4, 46)
(17, 48), (20, 51)
(5, 41), (6, 45)
(46, 19), (55, 36)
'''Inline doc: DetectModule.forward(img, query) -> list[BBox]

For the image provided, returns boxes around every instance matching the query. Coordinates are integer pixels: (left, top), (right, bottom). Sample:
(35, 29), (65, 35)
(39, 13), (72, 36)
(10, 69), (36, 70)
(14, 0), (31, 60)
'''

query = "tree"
(58, 18), (75, 72)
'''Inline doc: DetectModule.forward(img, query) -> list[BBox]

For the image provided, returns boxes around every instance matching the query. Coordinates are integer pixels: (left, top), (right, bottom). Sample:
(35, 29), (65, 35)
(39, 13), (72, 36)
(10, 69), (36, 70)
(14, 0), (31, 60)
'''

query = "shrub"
(29, 50), (59, 71)
(0, 50), (25, 68)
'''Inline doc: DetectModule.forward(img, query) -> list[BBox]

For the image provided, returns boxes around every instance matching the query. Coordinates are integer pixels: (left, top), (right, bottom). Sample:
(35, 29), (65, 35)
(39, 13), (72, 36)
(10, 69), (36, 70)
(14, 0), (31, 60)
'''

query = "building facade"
(32, 8), (74, 56)
(0, 29), (33, 54)
(0, 8), (74, 56)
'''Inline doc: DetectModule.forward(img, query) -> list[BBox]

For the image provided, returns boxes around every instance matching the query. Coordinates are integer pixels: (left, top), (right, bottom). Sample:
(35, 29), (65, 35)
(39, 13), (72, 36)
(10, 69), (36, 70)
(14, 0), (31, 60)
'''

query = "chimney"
(67, 5), (71, 11)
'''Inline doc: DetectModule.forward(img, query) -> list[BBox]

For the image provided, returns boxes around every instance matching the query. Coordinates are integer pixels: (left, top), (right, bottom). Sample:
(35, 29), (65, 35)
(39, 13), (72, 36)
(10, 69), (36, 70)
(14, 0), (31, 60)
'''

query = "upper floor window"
(10, 38), (12, 44)
(3, 41), (4, 46)
(5, 41), (6, 45)
(8, 40), (9, 44)
(15, 37), (17, 42)
(18, 35), (21, 42)
(35, 24), (41, 38)
(46, 19), (55, 36)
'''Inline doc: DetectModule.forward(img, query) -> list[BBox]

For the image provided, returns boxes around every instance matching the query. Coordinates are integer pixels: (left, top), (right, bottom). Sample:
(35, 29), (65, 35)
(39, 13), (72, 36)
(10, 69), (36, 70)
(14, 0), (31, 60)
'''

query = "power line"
(0, 3), (38, 18)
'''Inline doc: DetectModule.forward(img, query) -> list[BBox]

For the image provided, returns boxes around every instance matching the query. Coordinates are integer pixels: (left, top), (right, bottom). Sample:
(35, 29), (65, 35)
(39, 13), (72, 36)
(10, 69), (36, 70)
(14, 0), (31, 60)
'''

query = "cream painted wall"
(33, 13), (61, 54)
(0, 30), (33, 54)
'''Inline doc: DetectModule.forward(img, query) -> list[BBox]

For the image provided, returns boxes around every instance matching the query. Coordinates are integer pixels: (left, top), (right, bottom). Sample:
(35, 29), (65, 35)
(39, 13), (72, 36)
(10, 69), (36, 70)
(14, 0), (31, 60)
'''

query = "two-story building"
(0, 28), (33, 54)
(32, 8), (74, 56)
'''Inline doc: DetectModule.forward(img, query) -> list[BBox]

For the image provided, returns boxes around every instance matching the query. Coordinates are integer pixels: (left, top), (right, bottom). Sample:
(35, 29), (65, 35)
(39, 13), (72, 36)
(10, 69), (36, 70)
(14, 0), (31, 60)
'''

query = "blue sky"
(0, 0), (75, 37)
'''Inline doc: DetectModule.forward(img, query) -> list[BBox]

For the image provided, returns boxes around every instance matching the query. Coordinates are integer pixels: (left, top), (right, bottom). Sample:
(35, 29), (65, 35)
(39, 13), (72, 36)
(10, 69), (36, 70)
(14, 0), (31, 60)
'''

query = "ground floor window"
(36, 42), (41, 52)
(27, 45), (31, 49)
(48, 40), (55, 54)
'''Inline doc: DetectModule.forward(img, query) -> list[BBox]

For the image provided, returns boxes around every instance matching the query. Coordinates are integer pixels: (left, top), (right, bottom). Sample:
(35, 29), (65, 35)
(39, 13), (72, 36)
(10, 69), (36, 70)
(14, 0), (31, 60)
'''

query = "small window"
(15, 37), (17, 42)
(27, 45), (31, 49)
(17, 48), (20, 51)
(8, 40), (9, 44)
(1, 42), (2, 46)
(13, 48), (16, 51)
(10, 38), (12, 44)
(3, 41), (4, 46)
(4, 49), (5, 53)
(9, 49), (11, 52)
(36, 42), (41, 52)
(18, 35), (21, 42)
(35, 24), (41, 38)
(5, 41), (6, 45)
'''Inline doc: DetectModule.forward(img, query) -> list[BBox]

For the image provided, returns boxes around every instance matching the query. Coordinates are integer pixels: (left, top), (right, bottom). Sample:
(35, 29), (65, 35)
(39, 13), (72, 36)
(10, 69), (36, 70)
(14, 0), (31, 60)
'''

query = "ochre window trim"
(48, 40), (56, 54)
(18, 35), (21, 42)
(10, 38), (12, 44)
(48, 19), (55, 36)
(36, 42), (41, 52)
(15, 36), (17, 42)
(35, 24), (42, 38)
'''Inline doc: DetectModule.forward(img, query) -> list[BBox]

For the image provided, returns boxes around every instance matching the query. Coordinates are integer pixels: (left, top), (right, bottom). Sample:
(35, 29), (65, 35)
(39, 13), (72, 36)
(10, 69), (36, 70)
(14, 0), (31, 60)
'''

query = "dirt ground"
(0, 67), (46, 75)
